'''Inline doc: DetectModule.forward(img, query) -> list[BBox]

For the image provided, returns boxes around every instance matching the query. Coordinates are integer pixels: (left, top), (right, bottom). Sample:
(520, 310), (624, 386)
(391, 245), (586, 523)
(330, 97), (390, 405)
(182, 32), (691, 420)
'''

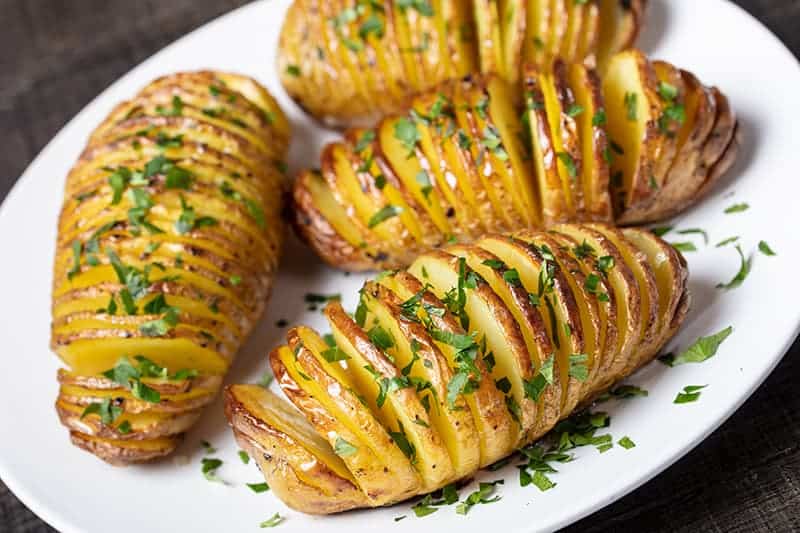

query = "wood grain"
(0, 1), (798, 532)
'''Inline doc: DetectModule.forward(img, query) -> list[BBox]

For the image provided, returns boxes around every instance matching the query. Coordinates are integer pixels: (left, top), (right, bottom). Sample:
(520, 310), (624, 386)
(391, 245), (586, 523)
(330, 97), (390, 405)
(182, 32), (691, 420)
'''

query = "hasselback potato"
(51, 71), (289, 464)
(292, 50), (741, 271)
(225, 223), (689, 514)
(278, 0), (646, 126)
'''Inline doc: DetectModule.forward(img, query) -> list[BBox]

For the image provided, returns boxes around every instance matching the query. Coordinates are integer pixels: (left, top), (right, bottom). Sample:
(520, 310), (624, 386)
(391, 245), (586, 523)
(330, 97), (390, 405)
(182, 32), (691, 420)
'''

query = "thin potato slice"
(446, 244), (561, 441)
(408, 251), (532, 441)
(324, 302), (454, 491)
(603, 50), (665, 220)
(381, 272), (517, 466)
(360, 281), (481, 479)
(586, 224), (659, 371)
(225, 385), (368, 514)
(568, 62), (613, 222)
(476, 234), (584, 415)
(277, 330), (421, 504)
(552, 224), (642, 388)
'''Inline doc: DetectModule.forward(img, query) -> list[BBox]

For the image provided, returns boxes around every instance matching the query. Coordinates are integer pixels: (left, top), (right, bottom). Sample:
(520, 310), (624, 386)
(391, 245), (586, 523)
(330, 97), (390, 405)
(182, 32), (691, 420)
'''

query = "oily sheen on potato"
(51, 71), (289, 464)
(292, 50), (740, 271)
(225, 224), (690, 514)
(278, 0), (647, 126)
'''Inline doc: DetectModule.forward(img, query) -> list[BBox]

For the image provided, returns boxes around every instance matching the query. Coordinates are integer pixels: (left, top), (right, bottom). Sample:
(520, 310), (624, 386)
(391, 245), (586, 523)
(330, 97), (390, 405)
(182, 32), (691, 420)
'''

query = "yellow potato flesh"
(408, 255), (526, 441)
(487, 77), (541, 227)
(377, 275), (516, 467)
(231, 384), (355, 484)
(602, 53), (651, 207)
(379, 118), (451, 234)
(361, 289), (480, 479)
(57, 337), (228, 377)
(476, 238), (577, 409)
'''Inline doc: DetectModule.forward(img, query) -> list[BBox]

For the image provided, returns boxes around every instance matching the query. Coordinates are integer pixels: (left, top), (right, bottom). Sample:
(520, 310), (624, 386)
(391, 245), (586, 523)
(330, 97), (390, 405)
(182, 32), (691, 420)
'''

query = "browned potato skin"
(51, 71), (288, 464)
(225, 386), (369, 515)
(227, 224), (689, 514)
(278, 0), (648, 127)
(292, 54), (738, 271)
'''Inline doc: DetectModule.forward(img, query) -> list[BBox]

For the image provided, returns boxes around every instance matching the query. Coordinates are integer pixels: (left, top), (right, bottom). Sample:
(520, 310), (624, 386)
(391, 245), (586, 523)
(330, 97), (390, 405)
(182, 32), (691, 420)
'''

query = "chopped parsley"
(259, 513), (284, 528)
(758, 240), (776, 256)
(333, 436), (358, 457)
(674, 385), (707, 404)
(368, 205), (402, 228)
(724, 202), (749, 214)
(247, 482), (270, 493)
(677, 228), (708, 245)
(716, 245), (751, 289)
(660, 326), (732, 367)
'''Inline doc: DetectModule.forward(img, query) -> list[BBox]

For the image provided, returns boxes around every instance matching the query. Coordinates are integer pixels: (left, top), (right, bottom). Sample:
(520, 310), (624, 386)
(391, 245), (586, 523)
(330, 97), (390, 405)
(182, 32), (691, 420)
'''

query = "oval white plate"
(1, 1), (799, 532)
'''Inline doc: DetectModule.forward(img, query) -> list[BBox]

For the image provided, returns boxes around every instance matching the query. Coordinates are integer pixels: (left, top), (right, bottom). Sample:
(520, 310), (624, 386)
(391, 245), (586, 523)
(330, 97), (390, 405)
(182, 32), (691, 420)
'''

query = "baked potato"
(225, 223), (689, 513)
(292, 50), (740, 270)
(51, 71), (289, 464)
(278, 0), (647, 127)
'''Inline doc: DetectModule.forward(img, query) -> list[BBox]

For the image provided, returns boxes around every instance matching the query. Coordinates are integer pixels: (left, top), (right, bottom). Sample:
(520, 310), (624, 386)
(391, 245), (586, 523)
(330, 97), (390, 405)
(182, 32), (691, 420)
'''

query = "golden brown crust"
(278, 0), (647, 128)
(51, 70), (287, 464)
(292, 53), (737, 271)
(226, 224), (689, 514)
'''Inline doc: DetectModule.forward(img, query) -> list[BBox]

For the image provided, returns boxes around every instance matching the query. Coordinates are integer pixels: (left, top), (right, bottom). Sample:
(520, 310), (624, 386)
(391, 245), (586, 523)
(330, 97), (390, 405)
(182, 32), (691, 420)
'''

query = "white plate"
(1, 0), (799, 531)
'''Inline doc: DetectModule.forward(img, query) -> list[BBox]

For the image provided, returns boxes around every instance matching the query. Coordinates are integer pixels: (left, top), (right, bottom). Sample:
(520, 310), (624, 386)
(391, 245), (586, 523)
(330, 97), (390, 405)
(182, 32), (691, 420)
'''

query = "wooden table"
(1, 1), (798, 531)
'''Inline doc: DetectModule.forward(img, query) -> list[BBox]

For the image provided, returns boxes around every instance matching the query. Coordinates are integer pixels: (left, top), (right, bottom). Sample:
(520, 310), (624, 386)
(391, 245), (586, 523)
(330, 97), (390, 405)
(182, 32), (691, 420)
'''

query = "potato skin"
(226, 224), (690, 514)
(51, 71), (288, 464)
(291, 53), (738, 272)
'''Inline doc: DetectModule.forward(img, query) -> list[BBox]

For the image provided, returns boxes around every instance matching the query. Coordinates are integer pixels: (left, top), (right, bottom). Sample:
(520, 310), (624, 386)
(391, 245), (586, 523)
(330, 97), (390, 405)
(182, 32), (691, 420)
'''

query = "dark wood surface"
(1, 1), (798, 531)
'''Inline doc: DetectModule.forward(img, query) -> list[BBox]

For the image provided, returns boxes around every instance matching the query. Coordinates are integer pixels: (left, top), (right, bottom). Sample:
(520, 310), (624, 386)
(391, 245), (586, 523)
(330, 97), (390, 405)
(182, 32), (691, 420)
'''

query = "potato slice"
(544, 0), (568, 66)
(603, 50), (665, 220)
(544, 61), (586, 218)
(378, 115), (453, 239)
(276, 330), (421, 504)
(552, 224), (641, 388)
(459, 79), (530, 229)
(473, 0), (504, 76)
(696, 120), (741, 202)
(359, 281), (480, 479)
(621, 228), (689, 363)
(694, 89), (738, 197)
(452, 78), (516, 231)
(523, 0), (550, 68)
(560, 0), (585, 63)
(545, 231), (619, 393)
(585, 224), (659, 371)
(596, 0), (646, 73)
(56, 399), (202, 441)
(523, 233), (605, 396)
(292, 170), (377, 270)
(409, 89), (482, 240)
(500, 0), (526, 87)
(575, 1), (601, 67)
(407, 251), (531, 442)
(225, 385), (368, 514)
(380, 272), (517, 466)
(69, 432), (180, 466)
(651, 61), (688, 189)
(446, 244), (561, 441)
(568, 62), (613, 222)
(522, 69), (568, 224)
(439, 0), (479, 77)
(324, 302), (454, 491)
(485, 75), (542, 227)
(476, 235), (584, 415)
